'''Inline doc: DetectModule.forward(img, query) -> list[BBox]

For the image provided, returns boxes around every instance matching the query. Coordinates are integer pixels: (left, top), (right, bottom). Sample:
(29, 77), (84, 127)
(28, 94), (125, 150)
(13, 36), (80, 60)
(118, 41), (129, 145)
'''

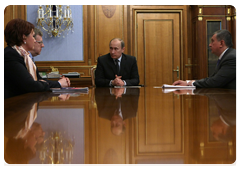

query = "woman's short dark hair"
(4, 18), (34, 46)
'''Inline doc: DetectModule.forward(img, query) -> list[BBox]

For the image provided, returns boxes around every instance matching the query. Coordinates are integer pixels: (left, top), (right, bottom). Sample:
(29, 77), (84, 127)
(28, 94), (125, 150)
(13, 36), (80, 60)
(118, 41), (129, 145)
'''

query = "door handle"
(173, 66), (179, 78)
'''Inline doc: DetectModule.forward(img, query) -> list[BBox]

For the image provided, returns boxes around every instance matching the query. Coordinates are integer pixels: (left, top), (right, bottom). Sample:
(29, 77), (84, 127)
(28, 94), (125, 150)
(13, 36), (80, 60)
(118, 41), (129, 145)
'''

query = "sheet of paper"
(162, 84), (196, 89)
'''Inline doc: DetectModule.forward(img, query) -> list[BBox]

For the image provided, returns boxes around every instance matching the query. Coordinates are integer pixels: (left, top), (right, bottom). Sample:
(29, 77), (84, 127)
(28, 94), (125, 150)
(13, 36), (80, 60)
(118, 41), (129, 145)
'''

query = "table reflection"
(168, 88), (236, 142)
(194, 88), (236, 142)
(4, 93), (82, 164)
(4, 87), (236, 164)
(95, 87), (139, 135)
(4, 93), (50, 164)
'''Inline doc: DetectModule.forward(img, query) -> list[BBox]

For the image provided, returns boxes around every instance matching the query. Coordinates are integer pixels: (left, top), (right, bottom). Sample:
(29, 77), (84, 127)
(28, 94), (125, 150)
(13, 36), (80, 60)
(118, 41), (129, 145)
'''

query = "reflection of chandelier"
(36, 5), (74, 38)
(38, 132), (75, 164)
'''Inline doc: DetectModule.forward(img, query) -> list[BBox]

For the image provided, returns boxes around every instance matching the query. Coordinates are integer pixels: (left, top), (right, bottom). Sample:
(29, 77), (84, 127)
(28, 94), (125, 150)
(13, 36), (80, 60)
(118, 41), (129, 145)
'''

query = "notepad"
(161, 84), (196, 89)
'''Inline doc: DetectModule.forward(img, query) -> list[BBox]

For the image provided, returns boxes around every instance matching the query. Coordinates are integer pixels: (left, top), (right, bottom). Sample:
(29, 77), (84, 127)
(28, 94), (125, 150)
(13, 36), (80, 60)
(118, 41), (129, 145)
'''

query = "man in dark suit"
(95, 38), (140, 87)
(173, 29), (236, 89)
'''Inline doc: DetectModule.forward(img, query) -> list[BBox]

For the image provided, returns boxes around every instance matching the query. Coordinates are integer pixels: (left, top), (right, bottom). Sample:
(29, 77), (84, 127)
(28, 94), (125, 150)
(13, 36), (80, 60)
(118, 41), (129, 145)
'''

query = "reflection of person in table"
(31, 122), (45, 145)
(172, 88), (236, 141)
(4, 92), (54, 163)
(5, 129), (37, 164)
(95, 87), (140, 135)
(5, 122), (45, 164)
(208, 93), (236, 141)
(195, 89), (235, 141)
(5, 105), (45, 163)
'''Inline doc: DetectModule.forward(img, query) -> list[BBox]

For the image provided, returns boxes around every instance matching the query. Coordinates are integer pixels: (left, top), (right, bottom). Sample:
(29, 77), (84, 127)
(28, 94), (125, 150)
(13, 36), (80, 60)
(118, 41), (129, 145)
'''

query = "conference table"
(4, 86), (236, 164)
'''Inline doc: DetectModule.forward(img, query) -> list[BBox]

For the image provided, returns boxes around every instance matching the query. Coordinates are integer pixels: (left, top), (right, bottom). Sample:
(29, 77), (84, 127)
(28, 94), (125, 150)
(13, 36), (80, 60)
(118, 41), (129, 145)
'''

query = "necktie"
(117, 98), (123, 119)
(217, 59), (221, 66)
(115, 59), (120, 75)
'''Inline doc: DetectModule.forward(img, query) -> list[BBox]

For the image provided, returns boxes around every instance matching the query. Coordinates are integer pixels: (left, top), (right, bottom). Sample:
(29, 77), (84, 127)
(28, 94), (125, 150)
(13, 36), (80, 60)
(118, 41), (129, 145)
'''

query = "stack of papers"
(160, 84), (195, 94)
(161, 84), (196, 89)
(51, 87), (89, 93)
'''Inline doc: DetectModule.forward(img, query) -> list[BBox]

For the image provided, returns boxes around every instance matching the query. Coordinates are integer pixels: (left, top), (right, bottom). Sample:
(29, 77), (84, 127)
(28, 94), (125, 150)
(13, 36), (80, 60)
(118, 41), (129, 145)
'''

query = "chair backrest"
(91, 66), (96, 87)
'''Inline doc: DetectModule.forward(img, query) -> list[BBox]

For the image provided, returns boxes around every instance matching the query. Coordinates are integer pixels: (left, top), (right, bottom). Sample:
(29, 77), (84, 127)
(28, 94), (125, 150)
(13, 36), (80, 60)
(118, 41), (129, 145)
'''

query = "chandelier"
(36, 5), (74, 38)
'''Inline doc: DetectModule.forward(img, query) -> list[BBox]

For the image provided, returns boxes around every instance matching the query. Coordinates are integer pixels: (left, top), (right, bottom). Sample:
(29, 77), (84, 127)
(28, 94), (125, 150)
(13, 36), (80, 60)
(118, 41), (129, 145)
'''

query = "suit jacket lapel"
(213, 48), (231, 75)
(119, 54), (126, 76)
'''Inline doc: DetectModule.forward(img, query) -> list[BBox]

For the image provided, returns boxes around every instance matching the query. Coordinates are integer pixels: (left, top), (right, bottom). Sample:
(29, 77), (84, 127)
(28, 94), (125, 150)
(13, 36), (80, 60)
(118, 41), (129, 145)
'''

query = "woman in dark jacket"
(4, 19), (69, 99)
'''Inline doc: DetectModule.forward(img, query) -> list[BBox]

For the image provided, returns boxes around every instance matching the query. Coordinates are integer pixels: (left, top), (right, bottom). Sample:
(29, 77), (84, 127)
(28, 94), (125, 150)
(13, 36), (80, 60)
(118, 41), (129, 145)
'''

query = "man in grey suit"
(95, 38), (140, 87)
(173, 29), (236, 89)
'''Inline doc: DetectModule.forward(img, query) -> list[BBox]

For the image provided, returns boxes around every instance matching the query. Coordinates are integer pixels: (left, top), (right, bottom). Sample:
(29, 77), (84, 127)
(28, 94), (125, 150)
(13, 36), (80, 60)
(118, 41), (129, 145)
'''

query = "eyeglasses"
(36, 41), (43, 45)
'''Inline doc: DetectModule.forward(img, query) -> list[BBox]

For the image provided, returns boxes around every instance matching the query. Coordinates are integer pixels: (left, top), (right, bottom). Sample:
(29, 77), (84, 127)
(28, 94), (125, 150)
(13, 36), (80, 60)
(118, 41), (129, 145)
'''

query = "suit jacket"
(4, 46), (60, 99)
(95, 87), (140, 120)
(95, 53), (140, 87)
(193, 48), (236, 89)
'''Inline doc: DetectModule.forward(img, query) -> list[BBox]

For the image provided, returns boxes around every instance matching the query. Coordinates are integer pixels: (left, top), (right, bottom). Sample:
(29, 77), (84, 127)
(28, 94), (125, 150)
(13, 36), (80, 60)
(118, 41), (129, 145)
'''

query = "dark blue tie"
(115, 59), (120, 75)
(217, 59), (221, 66)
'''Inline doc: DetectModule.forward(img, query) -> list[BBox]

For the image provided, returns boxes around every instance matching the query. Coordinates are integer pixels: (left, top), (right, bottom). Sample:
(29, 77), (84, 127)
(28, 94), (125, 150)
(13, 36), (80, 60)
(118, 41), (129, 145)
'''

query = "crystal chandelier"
(36, 5), (74, 38)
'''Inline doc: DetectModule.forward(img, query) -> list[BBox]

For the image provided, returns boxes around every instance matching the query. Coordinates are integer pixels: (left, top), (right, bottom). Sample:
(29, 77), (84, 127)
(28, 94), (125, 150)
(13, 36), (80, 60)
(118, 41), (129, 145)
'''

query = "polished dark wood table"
(4, 87), (236, 164)
(47, 77), (92, 87)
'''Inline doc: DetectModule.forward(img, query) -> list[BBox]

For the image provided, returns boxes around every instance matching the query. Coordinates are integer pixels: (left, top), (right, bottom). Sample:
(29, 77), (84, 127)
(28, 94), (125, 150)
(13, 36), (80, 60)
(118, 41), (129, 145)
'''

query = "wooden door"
(137, 12), (181, 86)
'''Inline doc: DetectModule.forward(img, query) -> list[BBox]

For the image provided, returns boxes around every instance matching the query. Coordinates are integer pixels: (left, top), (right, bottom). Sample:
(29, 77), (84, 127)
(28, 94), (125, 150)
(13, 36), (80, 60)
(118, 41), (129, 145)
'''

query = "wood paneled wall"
(84, 5), (129, 66)
(4, 5), (236, 80)
(3, 5), (191, 79)
(83, 5), (191, 81)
